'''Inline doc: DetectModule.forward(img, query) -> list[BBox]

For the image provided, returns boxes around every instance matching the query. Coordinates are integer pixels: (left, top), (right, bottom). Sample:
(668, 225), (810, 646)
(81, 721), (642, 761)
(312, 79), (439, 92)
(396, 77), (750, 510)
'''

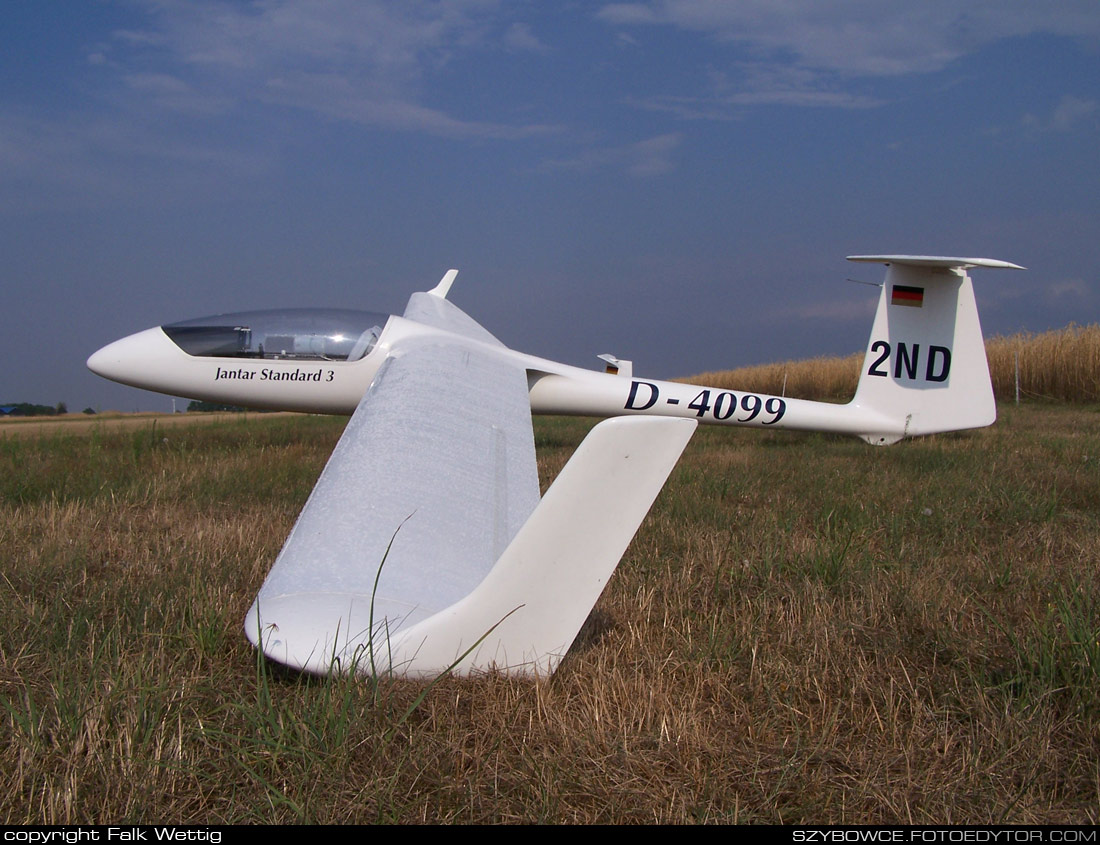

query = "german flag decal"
(891, 284), (924, 307)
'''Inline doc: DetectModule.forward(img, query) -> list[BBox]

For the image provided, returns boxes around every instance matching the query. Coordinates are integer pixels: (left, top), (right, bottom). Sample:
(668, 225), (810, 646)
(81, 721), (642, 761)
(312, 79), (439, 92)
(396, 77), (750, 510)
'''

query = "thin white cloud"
(103, 0), (553, 137)
(628, 132), (683, 175)
(0, 110), (272, 212)
(263, 73), (556, 139)
(123, 0), (482, 72)
(598, 1), (1100, 115)
(1051, 96), (1098, 132)
(1023, 95), (1098, 133)
(540, 132), (683, 176)
(598, 1), (1100, 77)
(1, 1), (565, 212)
(780, 297), (876, 323)
(628, 63), (882, 115)
(503, 22), (549, 54)
(1044, 279), (1092, 302)
(122, 72), (233, 115)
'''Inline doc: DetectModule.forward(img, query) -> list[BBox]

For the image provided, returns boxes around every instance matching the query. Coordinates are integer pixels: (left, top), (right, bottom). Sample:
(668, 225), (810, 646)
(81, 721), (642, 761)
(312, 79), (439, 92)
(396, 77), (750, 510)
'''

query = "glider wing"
(245, 336), (540, 675)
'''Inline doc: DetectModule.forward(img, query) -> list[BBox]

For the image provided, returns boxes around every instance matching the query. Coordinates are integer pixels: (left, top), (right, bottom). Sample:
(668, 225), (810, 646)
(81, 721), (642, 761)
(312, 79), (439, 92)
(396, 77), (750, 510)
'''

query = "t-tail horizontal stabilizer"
(846, 255), (1024, 445)
(247, 416), (697, 678)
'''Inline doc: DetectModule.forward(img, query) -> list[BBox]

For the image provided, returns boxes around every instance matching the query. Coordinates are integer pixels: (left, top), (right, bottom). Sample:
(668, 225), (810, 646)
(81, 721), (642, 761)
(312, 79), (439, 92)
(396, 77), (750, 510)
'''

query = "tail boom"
(528, 255), (1022, 445)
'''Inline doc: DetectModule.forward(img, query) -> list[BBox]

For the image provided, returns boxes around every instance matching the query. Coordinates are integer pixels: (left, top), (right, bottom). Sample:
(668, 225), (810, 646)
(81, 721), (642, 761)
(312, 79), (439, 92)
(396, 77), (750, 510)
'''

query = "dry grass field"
(1, 404), (1098, 823)
(0, 411), (296, 439)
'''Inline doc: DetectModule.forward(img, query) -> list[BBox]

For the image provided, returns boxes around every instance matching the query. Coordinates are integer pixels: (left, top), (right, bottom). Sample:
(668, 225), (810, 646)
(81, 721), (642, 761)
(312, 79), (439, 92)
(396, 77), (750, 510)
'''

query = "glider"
(87, 255), (1022, 678)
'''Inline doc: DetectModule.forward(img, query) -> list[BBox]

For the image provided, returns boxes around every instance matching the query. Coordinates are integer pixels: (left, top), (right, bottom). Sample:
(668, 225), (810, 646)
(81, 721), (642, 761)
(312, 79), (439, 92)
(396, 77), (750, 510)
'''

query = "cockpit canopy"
(162, 309), (389, 362)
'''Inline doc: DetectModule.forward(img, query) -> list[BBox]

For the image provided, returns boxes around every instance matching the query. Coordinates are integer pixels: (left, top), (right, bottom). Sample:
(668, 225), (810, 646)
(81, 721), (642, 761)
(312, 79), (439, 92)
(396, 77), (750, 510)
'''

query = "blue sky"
(3, 0), (1098, 411)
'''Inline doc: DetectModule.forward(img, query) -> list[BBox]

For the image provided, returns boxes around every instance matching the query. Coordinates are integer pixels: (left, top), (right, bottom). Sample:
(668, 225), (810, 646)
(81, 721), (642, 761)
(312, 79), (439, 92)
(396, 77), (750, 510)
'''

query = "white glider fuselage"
(89, 257), (1016, 445)
(87, 313), (895, 438)
(83, 312), (893, 440)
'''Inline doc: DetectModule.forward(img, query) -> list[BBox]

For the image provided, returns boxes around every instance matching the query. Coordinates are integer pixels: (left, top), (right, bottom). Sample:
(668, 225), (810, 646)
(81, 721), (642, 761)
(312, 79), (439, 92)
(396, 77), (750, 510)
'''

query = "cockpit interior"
(162, 309), (389, 362)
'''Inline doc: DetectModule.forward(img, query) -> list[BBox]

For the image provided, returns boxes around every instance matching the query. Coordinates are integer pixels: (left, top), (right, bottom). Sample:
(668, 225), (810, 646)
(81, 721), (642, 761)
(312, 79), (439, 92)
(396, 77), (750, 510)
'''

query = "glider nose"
(88, 329), (149, 382)
(87, 327), (177, 388)
(86, 340), (123, 381)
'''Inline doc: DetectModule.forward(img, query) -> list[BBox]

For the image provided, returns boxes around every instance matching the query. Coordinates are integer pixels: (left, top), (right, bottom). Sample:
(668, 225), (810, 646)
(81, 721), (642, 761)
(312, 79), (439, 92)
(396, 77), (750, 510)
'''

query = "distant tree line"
(0, 401), (74, 417)
(1, 399), (256, 416)
(186, 400), (249, 412)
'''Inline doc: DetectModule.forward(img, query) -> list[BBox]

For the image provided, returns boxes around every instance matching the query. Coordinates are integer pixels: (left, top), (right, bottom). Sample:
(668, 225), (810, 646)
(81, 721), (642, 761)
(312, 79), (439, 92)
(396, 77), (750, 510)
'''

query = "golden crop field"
(686, 324), (1100, 404)
(2, 403), (1097, 824)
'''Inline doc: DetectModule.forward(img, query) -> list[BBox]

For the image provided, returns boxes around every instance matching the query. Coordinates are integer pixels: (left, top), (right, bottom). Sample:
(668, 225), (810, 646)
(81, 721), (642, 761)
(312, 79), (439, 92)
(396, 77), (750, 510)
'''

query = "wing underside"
(245, 338), (540, 674)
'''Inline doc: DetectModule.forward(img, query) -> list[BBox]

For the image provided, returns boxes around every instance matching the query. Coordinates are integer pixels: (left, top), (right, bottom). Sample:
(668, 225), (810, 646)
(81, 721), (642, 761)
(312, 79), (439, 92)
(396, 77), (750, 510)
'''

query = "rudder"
(847, 256), (1023, 444)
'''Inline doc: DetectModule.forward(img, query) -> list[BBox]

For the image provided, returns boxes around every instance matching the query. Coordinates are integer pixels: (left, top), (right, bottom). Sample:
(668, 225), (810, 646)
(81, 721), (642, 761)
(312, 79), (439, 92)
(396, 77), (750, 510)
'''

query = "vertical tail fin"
(847, 256), (1024, 445)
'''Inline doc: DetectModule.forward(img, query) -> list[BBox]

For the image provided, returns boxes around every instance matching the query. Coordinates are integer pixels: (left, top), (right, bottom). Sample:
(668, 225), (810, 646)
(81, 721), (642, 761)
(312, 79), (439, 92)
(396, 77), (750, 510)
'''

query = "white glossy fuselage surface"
(87, 313), (895, 438)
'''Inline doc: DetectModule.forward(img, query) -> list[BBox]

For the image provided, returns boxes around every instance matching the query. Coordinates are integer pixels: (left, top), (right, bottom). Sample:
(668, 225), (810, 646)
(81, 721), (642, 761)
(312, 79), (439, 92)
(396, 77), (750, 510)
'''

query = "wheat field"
(686, 325), (1100, 404)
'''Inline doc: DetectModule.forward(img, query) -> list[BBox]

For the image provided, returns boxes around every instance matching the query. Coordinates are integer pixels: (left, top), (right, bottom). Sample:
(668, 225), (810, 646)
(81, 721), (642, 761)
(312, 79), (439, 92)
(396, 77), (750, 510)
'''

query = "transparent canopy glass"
(162, 309), (389, 361)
